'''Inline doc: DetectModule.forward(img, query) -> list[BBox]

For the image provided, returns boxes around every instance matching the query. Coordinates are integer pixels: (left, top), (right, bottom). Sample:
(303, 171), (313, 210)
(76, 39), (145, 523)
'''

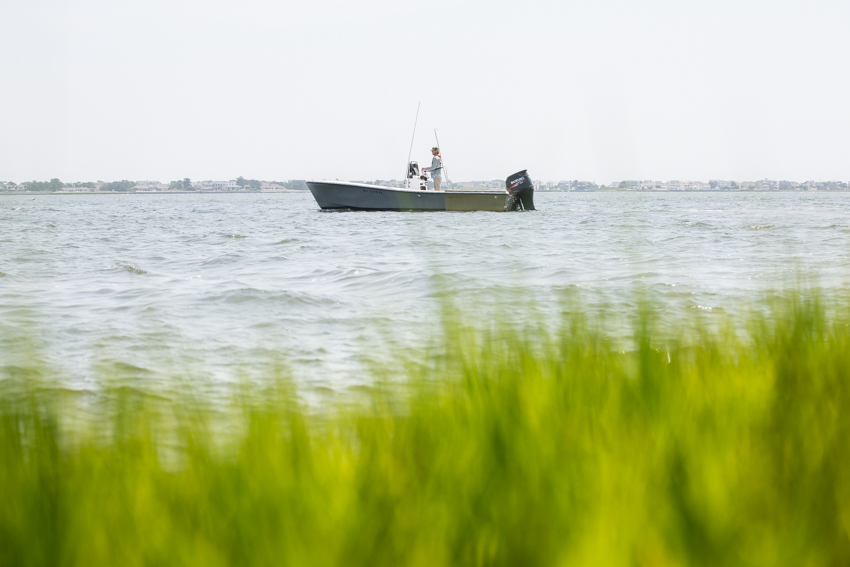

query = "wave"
(206, 287), (338, 309)
(122, 264), (148, 274)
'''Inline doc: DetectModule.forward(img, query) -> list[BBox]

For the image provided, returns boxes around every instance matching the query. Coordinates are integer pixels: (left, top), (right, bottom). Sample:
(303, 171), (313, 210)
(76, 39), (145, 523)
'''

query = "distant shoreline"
(0, 190), (310, 196)
(2, 189), (848, 196)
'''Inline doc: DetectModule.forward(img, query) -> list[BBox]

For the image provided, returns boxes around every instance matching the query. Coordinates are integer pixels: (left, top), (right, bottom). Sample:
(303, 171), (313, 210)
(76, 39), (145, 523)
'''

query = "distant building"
(133, 181), (167, 192)
(708, 180), (732, 190)
(197, 180), (241, 191)
(754, 179), (776, 191)
(260, 183), (285, 191)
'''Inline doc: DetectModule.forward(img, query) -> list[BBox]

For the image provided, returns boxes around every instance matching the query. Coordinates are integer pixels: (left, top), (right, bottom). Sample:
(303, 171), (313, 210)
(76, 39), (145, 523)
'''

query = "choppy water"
(2, 192), (849, 390)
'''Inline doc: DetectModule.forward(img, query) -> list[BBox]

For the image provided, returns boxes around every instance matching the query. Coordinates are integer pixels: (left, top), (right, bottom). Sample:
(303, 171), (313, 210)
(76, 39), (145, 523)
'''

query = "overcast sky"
(2, 0), (848, 184)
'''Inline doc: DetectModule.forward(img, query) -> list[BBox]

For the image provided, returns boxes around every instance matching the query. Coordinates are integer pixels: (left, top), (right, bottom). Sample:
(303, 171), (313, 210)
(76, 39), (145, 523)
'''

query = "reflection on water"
(1, 192), (849, 389)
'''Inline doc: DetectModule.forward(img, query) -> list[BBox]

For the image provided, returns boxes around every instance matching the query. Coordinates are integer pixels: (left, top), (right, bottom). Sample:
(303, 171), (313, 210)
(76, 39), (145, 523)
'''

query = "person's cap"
(431, 146), (439, 151)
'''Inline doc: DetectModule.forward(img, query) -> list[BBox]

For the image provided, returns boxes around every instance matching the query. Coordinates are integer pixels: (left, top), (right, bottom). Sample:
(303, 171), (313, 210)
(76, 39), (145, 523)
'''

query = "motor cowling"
(505, 170), (535, 211)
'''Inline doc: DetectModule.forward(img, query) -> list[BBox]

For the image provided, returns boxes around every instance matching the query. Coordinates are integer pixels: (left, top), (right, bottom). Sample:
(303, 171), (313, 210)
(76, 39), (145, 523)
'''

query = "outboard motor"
(505, 170), (535, 211)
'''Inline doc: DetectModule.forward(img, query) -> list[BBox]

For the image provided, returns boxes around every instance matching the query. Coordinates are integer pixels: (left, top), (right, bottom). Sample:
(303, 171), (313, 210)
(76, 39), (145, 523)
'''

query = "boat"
(307, 159), (513, 212)
(306, 179), (508, 212)
(307, 156), (536, 212)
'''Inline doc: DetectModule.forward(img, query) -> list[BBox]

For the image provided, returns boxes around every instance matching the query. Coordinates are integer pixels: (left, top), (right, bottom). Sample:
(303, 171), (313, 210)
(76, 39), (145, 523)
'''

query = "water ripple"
(1, 192), (849, 389)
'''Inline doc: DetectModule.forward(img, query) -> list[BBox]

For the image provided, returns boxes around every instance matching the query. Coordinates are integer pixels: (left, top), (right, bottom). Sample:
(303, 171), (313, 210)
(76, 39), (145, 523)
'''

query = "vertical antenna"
(406, 102), (421, 184)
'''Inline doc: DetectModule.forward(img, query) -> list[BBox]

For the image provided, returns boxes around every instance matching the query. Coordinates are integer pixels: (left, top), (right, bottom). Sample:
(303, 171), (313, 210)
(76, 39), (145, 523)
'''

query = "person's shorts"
(434, 178), (442, 191)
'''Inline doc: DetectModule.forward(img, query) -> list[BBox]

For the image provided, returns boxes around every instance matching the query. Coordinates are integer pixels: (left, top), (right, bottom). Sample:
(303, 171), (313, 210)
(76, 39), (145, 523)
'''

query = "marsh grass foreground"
(2, 293), (850, 566)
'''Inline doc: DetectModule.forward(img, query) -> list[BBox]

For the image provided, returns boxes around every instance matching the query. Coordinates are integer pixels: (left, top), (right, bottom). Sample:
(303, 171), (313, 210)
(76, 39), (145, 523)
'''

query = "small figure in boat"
(422, 147), (443, 192)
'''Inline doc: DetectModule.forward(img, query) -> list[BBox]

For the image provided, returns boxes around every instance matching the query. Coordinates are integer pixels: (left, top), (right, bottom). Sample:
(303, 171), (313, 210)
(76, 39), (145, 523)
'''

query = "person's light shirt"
(425, 155), (442, 179)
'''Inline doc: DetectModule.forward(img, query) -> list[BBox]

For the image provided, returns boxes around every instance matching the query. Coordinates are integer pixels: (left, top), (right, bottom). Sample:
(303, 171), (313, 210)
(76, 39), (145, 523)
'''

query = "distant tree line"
(236, 177), (261, 190)
(162, 178), (308, 191)
(168, 178), (194, 191)
(100, 180), (135, 192)
(281, 180), (308, 190)
(235, 178), (308, 191)
(22, 178), (65, 192)
(3, 177), (311, 192)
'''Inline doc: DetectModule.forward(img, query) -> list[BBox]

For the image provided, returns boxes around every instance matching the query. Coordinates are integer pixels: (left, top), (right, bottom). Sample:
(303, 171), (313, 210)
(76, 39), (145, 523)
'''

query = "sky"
(2, 0), (849, 184)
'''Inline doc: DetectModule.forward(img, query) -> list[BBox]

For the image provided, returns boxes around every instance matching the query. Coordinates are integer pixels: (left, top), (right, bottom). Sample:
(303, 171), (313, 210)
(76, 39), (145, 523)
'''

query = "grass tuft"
(2, 294), (850, 565)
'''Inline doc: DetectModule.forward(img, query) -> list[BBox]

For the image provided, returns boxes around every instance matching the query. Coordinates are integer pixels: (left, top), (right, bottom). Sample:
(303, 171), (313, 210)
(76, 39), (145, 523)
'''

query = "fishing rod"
(406, 102), (421, 183)
(434, 128), (448, 188)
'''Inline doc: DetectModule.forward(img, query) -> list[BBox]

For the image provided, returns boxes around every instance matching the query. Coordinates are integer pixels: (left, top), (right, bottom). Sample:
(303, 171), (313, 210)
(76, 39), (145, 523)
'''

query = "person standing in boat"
(422, 147), (443, 191)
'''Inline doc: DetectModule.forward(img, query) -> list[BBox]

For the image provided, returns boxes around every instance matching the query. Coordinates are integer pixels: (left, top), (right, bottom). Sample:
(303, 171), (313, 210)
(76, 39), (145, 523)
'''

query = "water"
(2, 192), (849, 390)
